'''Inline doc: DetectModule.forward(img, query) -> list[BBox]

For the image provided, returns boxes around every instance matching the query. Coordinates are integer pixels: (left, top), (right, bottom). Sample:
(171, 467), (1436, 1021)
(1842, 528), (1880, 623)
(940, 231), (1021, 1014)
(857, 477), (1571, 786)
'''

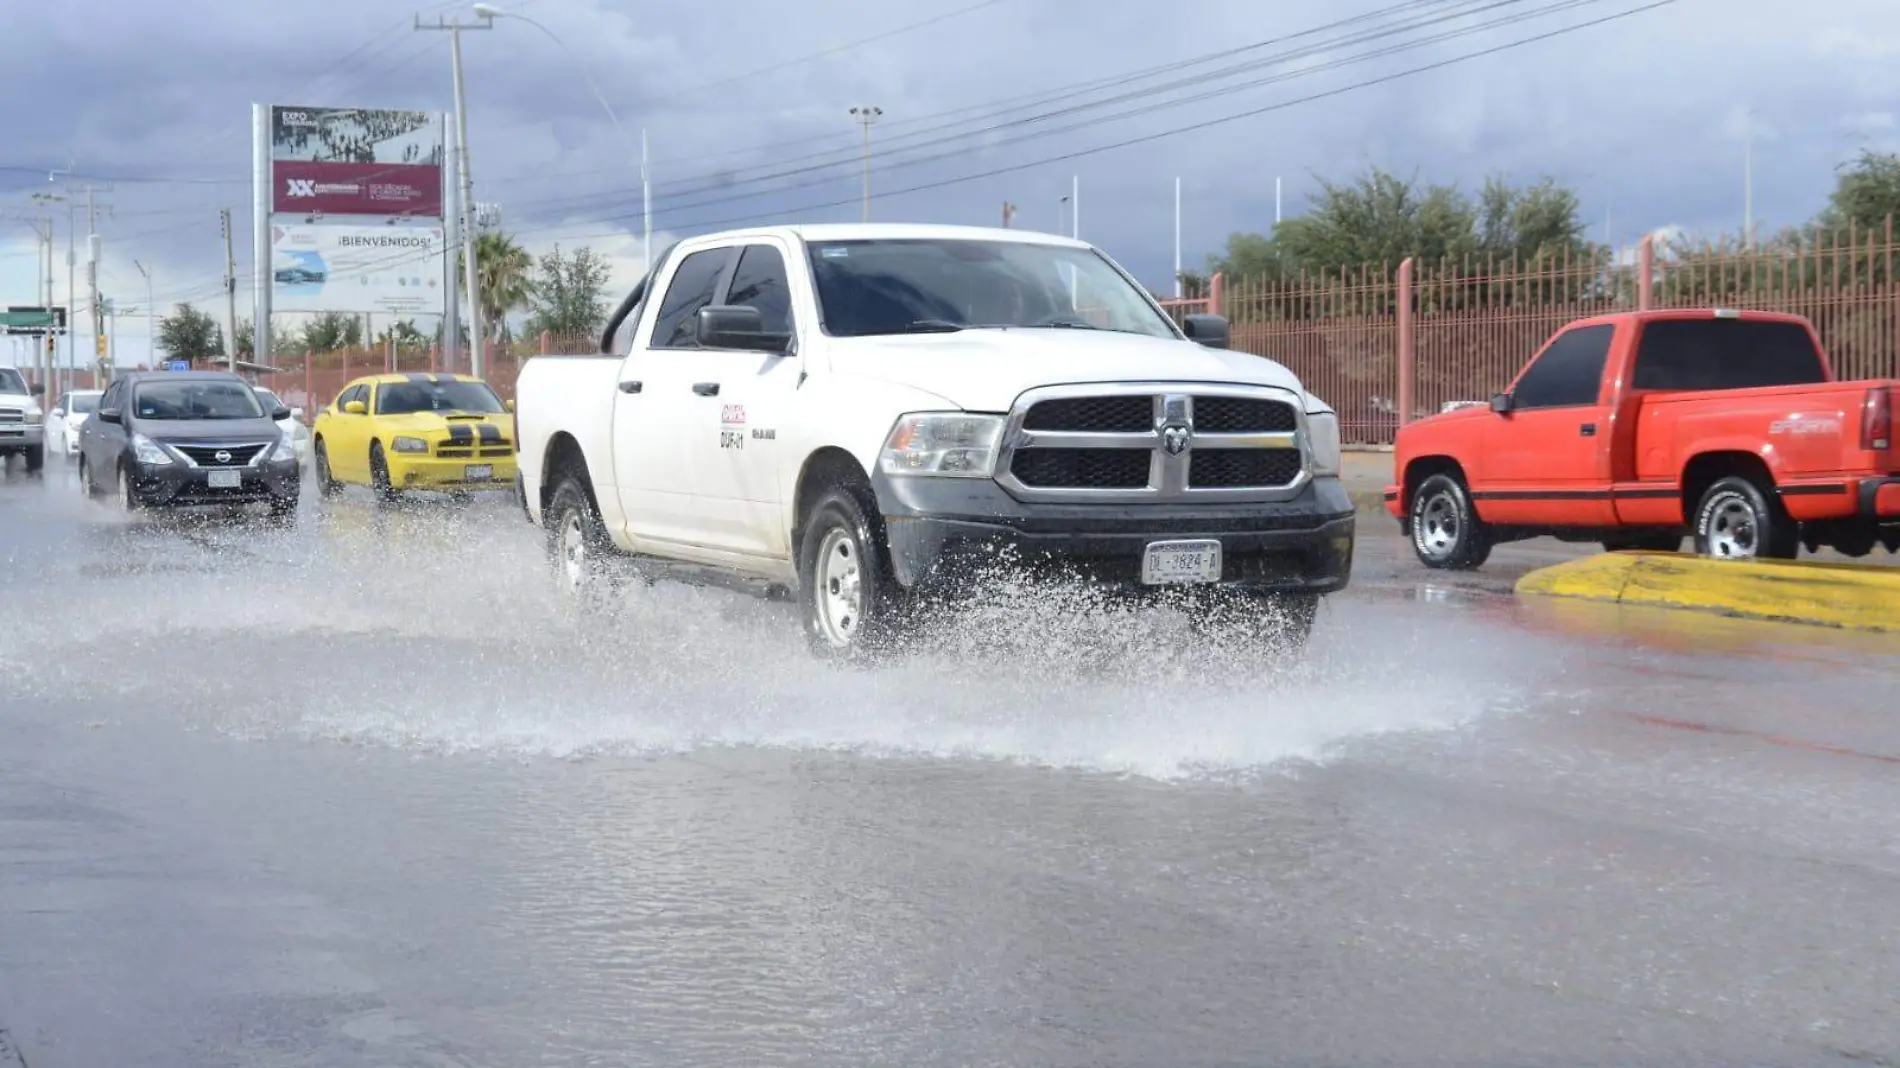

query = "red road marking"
(1618, 711), (1900, 766)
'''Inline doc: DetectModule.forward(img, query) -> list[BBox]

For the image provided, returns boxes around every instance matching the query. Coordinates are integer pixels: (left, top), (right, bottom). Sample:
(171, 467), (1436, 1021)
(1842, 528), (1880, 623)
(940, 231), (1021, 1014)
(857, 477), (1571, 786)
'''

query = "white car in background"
(45, 389), (103, 458)
(254, 386), (312, 466)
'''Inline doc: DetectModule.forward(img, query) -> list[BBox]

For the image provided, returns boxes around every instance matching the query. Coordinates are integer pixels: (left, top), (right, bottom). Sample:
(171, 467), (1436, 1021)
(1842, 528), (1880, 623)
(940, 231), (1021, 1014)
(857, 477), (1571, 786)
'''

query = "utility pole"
(134, 260), (154, 368)
(1001, 201), (1016, 228)
(221, 207), (239, 363)
(1071, 175), (1080, 240)
(1173, 177), (1182, 299)
(641, 128), (652, 278)
(1742, 110), (1755, 249)
(29, 191), (63, 397)
(417, 11), (492, 378)
(1275, 176), (1283, 227)
(850, 106), (882, 223)
(80, 185), (115, 385)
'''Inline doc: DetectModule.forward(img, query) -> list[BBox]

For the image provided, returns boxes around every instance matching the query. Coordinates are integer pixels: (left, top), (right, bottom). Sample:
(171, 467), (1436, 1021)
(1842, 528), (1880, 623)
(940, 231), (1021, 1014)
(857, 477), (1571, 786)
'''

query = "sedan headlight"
(879, 413), (1005, 478)
(1304, 410), (1341, 477)
(391, 436), (430, 453)
(131, 432), (173, 466)
(268, 431), (297, 463)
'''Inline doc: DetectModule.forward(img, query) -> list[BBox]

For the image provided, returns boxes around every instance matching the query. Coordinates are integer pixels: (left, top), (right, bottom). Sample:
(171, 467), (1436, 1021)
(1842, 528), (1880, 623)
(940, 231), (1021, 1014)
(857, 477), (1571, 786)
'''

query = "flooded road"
(3, 461), (1898, 1067)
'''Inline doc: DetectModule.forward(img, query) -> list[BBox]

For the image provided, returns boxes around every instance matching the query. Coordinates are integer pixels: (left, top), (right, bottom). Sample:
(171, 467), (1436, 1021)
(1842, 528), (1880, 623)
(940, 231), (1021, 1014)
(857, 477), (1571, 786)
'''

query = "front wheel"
(1694, 476), (1798, 560)
(23, 444), (43, 475)
(1410, 473), (1492, 570)
(313, 439), (340, 498)
(117, 463), (142, 514)
(796, 487), (910, 660)
(369, 442), (399, 503)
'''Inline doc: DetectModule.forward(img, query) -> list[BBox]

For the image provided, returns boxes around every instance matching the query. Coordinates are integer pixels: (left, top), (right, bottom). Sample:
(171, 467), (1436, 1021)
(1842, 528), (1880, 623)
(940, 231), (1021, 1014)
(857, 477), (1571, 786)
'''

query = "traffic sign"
(1, 306), (66, 335)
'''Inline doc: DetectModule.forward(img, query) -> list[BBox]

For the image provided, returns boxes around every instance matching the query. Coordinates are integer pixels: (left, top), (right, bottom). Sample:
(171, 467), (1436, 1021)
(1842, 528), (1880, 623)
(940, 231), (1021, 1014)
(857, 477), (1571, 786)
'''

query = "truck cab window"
(1631, 319), (1826, 391)
(1511, 324), (1613, 409)
(651, 249), (731, 349)
(725, 245), (794, 335)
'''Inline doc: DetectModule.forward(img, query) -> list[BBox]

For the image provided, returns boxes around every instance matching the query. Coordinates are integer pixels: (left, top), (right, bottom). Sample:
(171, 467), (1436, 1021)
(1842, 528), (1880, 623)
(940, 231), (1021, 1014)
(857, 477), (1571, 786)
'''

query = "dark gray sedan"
(77, 371), (300, 520)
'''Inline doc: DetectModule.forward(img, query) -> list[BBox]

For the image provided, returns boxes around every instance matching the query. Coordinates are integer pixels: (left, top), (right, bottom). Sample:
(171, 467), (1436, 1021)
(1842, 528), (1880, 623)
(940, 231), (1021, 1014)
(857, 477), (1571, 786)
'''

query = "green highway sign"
(1, 306), (68, 335)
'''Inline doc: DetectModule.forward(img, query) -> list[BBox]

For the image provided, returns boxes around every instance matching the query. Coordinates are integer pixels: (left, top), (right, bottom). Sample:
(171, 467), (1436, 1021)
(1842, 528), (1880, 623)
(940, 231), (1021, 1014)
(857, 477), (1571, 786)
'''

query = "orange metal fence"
(29, 224), (1895, 449)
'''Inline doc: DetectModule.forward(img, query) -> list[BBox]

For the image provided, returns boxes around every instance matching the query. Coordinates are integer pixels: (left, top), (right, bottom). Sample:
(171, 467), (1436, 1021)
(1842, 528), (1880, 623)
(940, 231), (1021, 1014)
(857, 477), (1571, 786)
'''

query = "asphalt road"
(3, 458), (1899, 1067)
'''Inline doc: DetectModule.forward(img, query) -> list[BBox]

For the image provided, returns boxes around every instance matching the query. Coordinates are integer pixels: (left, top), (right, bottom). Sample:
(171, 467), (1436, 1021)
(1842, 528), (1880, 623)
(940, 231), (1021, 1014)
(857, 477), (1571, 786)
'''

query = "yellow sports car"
(311, 373), (517, 499)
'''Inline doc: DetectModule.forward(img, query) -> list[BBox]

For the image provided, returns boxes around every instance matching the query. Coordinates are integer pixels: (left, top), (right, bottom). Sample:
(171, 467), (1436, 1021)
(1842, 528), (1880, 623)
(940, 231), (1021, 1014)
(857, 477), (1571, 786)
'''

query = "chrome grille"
(0, 408), (22, 424)
(173, 443), (268, 467)
(995, 383), (1309, 503)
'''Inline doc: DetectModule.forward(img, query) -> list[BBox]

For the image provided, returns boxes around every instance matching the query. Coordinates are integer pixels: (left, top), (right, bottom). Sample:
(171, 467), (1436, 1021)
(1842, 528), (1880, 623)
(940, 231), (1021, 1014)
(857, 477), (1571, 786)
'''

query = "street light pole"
(850, 106), (882, 222)
(472, 4), (652, 276)
(135, 260), (154, 365)
(417, 11), (493, 378)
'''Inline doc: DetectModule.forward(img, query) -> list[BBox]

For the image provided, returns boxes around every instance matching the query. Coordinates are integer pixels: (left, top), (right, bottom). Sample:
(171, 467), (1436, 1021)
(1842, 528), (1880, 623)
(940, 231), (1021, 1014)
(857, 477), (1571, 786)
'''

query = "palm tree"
(461, 231), (533, 347)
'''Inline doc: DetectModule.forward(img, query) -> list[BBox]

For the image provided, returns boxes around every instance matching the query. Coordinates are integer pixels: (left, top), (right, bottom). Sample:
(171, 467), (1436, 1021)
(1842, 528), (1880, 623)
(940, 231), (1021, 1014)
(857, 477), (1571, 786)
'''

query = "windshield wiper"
(898, 319), (967, 333)
(1028, 317), (1101, 330)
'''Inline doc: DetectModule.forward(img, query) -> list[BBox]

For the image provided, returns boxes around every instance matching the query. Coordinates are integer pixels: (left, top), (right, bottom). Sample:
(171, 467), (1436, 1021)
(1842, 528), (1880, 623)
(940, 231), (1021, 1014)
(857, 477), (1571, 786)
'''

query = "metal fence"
(29, 222), (1896, 446)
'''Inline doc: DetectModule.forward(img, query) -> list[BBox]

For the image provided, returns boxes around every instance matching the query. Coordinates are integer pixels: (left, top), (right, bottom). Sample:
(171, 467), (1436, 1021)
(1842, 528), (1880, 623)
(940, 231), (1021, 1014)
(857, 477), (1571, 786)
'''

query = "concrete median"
(1516, 551), (1900, 633)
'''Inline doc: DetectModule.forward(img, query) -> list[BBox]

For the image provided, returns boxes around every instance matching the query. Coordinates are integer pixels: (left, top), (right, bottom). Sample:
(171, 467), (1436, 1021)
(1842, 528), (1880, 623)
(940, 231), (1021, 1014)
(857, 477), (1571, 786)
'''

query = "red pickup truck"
(1384, 308), (1900, 567)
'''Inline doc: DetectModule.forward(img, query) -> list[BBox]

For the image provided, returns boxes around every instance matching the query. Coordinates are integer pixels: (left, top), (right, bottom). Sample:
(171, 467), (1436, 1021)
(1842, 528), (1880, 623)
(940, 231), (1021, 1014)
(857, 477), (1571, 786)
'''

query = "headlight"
(24, 407), (43, 426)
(1304, 411), (1340, 477)
(131, 432), (173, 466)
(391, 436), (429, 453)
(879, 413), (1005, 478)
(268, 431), (297, 463)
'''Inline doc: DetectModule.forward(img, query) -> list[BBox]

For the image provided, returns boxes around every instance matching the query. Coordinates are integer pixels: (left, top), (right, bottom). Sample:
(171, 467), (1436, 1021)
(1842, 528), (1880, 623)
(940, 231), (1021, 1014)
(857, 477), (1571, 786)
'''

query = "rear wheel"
(1410, 472), (1492, 570)
(544, 475), (616, 608)
(1693, 476), (1798, 561)
(78, 456), (105, 498)
(796, 487), (910, 660)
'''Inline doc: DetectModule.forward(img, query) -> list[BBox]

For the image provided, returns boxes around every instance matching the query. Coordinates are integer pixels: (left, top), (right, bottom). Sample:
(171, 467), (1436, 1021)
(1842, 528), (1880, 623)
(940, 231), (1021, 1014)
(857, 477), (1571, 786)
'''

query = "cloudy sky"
(3, 0), (1897, 367)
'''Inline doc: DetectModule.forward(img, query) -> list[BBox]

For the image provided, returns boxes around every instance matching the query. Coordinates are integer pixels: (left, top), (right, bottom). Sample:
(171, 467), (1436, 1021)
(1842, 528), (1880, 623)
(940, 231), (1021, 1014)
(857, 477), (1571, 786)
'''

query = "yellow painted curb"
(1515, 552), (1900, 633)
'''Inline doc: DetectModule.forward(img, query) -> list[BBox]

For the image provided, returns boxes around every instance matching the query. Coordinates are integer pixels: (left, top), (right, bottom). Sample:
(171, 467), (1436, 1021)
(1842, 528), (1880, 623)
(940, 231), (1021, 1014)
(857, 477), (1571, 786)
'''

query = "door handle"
(618, 380), (642, 394)
(691, 382), (721, 396)
(1580, 423), (1597, 437)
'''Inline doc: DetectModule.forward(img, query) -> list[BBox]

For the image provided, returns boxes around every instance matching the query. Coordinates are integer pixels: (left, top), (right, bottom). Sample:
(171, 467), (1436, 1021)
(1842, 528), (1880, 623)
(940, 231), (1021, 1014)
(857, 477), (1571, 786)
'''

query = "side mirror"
(270, 406), (293, 421)
(1490, 392), (1514, 414)
(695, 305), (790, 354)
(344, 400), (368, 415)
(504, 399), (516, 412)
(97, 407), (122, 425)
(1182, 313), (1230, 349)
(29, 384), (45, 397)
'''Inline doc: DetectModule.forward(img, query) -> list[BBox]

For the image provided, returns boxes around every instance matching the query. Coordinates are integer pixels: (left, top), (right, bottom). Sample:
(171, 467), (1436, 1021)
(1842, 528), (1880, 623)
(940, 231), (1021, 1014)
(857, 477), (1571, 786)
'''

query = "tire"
(1409, 472), (1492, 570)
(267, 495), (298, 525)
(117, 463), (142, 514)
(78, 456), (106, 499)
(1693, 475), (1798, 561)
(369, 442), (399, 503)
(1602, 533), (1683, 553)
(796, 486), (910, 660)
(544, 475), (616, 607)
(1185, 589), (1319, 651)
(23, 444), (43, 475)
(313, 439), (341, 498)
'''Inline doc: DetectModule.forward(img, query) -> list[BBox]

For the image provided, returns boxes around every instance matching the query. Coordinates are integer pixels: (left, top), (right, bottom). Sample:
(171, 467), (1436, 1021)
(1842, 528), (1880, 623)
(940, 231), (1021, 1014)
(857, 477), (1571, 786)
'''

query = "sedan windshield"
(376, 380), (504, 415)
(133, 380), (265, 420)
(254, 389), (285, 411)
(806, 238), (1178, 339)
(71, 393), (101, 414)
(0, 368), (27, 395)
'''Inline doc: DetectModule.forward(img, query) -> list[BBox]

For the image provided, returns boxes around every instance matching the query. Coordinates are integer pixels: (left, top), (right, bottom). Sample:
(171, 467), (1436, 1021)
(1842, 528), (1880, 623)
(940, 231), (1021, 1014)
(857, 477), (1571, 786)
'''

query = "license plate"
(207, 469), (242, 489)
(1142, 539), (1222, 585)
(465, 464), (493, 481)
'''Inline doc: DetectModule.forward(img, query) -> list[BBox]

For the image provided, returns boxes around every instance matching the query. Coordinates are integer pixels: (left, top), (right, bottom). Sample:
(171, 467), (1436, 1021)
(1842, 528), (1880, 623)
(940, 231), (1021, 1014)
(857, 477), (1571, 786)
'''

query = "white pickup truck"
(513, 224), (1353, 657)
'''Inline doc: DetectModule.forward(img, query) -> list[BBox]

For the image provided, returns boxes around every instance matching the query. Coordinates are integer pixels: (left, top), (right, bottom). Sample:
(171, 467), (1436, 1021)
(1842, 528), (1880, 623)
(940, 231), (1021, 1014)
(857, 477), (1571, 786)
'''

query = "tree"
(1817, 150), (1900, 233)
(298, 311), (362, 353)
(156, 303), (224, 363)
(526, 245), (612, 337)
(377, 318), (429, 349)
(234, 318), (254, 360)
(459, 231), (533, 345)
(1208, 167), (1593, 279)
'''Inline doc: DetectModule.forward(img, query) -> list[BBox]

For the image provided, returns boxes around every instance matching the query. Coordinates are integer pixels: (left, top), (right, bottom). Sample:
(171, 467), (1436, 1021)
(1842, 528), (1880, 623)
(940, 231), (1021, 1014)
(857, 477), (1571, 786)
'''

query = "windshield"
(132, 379), (266, 420)
(0, 368), (27, 395)
(70, 393), (100, 414)
(376, 379), (504, 415)
(805, 238), (1178, 339)
(254, 389), (285, 411)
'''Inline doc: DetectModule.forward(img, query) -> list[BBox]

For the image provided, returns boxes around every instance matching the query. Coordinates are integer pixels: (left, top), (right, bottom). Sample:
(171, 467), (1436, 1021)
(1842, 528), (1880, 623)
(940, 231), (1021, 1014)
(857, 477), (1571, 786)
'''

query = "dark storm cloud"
(4, 0), (1899, 346)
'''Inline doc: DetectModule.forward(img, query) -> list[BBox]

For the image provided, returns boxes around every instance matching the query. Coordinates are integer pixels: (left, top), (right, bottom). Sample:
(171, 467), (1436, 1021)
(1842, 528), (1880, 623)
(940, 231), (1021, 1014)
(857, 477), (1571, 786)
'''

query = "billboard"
(270, 224), (446, 315)
(270, 105), (445, 217)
